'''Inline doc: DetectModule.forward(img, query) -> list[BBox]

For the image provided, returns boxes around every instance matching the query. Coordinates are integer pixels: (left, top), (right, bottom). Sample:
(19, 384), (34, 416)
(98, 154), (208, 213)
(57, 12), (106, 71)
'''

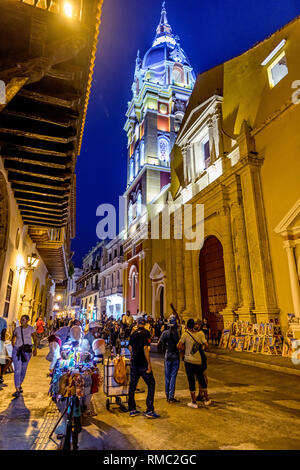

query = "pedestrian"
(122, 310), (134, 339)
(0, 316), (7, 385)
(84, 321), (101, 352)
(36, 315), (45, 348)
(177, 318), (211, 408)
(180, 319), (186, 336)
(128, 317), (160, 418)
(47, 316), (53, 335)
(110, 322), (121, 356)
(158, 314), (180, 403)
(11, 314), (37, 398)
(201, 318), (210, 343)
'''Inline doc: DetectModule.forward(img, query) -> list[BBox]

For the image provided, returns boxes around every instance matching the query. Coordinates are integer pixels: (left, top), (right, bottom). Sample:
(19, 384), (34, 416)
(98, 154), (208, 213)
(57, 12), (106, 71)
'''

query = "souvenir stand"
(219, 319), (283, 355)
(48, 328), (102, 449)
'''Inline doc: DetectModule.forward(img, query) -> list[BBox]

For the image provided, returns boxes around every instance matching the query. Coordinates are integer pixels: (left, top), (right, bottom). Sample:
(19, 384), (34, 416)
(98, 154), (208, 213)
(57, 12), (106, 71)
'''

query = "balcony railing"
(19, 0), (83, 21)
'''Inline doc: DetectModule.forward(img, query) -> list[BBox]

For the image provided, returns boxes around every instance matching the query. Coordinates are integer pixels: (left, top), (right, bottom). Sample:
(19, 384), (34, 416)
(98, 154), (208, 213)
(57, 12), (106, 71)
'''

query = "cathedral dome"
(142, 42), (191, 70)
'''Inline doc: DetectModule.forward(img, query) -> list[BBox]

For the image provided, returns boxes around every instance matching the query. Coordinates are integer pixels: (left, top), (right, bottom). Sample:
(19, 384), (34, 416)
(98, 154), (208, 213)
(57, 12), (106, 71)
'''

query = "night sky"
(72, 0), (300, 267)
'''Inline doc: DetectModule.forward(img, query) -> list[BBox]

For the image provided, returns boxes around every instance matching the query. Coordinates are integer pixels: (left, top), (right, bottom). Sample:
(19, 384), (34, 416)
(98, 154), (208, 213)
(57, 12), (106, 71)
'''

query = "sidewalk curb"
(206, 352), (300, 377)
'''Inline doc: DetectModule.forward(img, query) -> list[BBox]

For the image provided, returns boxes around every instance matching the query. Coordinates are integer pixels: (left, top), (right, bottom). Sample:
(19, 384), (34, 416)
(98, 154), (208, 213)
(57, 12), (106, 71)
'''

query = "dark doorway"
(159, 286), (164, 320)
(199, 236), (226, 338)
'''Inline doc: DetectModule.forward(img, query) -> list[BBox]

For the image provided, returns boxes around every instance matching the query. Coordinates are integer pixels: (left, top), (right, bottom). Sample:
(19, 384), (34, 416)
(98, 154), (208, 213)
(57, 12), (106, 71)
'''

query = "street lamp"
(17, 252), (39, 272)
(27, 253), (39, 269)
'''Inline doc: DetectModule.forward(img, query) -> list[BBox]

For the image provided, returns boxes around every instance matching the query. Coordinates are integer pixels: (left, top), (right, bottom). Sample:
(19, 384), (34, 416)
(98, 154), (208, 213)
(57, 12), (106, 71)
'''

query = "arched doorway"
(199, 236), (226, 338)
(159, 286), (164, 320)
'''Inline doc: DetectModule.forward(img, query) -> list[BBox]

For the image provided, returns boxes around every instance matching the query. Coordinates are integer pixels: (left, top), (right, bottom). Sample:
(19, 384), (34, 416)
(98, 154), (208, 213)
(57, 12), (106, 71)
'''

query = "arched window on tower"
(172, 64), (184, 84)
(135, 150), (140, 176)
(136, 192), (142, 218)
(158, 136), (170, 162)
(128, 202), (133, 226)
(140, 141), (145, 166)
(129, 158), (134, 182)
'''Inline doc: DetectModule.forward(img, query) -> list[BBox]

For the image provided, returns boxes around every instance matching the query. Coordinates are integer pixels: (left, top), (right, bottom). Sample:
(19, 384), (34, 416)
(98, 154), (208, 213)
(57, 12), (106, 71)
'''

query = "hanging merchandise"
(48, 326), (103, 402)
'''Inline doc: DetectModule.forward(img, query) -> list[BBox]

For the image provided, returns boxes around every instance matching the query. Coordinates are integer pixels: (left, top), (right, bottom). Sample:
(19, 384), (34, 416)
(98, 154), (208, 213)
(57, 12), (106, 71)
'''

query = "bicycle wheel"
(62, 420), (72, 450)
(62, 398), (73, 451)
(72, 417), (81, 450)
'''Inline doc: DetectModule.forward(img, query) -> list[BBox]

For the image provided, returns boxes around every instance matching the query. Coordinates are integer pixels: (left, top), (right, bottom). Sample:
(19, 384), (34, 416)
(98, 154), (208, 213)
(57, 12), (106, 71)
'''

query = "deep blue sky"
(72, 0), (300, 266)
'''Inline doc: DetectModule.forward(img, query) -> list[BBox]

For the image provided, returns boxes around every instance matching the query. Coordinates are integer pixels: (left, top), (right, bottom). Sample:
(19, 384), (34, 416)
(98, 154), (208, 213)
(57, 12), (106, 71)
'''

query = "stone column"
(231, 201), (255, 319)
(138, 251), (143, 313)
(238, 121), (279, 322)
(230, 178), (255, 321)
(183, 242), (196, 319)
(175, 239), (185, 315)
(192, 249), (201, 319)
(182, 146), (188, 186)
(123, 261), (128, 313)
(220, 205), (239, 324)
(284, 240), (300, 318)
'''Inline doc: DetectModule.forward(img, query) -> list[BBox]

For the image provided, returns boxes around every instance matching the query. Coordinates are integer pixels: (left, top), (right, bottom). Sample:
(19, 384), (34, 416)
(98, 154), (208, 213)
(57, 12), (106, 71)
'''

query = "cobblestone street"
(1, 345), (300, 451)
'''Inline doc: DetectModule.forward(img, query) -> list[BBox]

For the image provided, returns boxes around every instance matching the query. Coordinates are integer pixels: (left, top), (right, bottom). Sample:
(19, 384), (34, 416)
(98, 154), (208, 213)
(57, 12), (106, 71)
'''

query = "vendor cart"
(103, 357), (130, 411)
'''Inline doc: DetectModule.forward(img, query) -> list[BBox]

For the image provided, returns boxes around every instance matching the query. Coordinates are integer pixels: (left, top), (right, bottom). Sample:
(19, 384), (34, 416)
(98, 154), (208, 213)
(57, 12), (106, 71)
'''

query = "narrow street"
(1, 344), (300, 451)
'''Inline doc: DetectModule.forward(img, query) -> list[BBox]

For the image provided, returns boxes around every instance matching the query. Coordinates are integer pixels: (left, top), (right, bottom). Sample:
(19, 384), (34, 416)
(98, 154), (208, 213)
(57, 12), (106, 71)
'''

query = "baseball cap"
(168, 315), (177, 326)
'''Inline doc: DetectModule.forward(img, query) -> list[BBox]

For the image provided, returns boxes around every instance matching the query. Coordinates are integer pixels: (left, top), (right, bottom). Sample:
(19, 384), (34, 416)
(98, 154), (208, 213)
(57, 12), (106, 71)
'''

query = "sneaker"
(0, 377), (3, 384)
(12, 391), (21, 398)
(203, 399), (212, 406)
(19, 386), (23, 393)
(129, 410), (141, 417)
(187, 402), (198, 409)
(168, 397), (180, 403)
(145, 411), (160, 419)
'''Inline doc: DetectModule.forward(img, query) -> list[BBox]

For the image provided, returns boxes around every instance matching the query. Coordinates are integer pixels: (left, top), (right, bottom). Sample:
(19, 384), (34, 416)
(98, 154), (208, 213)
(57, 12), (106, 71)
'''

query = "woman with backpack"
(177, 318), (211, 408)
(157, 315), (180, 403)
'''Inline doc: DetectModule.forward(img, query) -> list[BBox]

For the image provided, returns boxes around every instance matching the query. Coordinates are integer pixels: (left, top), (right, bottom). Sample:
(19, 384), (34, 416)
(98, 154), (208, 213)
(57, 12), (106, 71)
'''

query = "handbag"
(186, 331), (207, 370)
(17, 327), (32, 362)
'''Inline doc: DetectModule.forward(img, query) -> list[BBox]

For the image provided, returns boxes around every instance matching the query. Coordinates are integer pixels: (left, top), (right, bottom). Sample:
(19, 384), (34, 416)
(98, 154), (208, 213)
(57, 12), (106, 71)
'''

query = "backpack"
(113, 356), (127, 385)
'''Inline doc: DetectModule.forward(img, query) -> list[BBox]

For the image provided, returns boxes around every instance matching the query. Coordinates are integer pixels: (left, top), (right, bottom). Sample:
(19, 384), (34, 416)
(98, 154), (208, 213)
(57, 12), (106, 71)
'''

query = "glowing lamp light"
(17, 253), (39, 271)
(63, 2), (73, 18)
(16, 255), (25, 271)
(56, 295), (62, 301)
(27, 253), (39, 269)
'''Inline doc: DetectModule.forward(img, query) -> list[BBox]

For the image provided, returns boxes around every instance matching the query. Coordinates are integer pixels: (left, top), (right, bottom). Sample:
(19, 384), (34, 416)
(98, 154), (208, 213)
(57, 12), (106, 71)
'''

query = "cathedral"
(122, 4), (300, 341)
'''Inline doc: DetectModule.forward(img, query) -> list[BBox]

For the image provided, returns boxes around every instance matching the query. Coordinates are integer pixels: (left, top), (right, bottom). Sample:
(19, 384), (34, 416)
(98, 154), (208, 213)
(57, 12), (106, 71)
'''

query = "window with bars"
(3, 269), (14, 318)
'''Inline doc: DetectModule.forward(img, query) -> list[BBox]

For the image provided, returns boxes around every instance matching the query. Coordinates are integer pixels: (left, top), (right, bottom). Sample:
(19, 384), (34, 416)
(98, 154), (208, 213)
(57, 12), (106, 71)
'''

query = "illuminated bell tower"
(124, 2), (196, 232)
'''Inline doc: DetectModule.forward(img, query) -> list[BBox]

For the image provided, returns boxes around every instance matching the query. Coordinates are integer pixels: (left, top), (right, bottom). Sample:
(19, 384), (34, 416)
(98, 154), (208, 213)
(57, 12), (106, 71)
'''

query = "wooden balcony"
(28, 226), (68, 281)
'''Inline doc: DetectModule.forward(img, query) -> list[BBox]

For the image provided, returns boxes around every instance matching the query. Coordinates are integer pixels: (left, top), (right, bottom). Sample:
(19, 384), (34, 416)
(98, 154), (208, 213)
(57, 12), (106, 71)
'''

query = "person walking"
(177, 318), (211, 408)
(11, 314), (37, 398)
(0, 316), (7, 385)
(158, 314), (180, 403)
(128, 317), (159, 418)
(36, 315), (45, 348)
(122, 310), (134, 339)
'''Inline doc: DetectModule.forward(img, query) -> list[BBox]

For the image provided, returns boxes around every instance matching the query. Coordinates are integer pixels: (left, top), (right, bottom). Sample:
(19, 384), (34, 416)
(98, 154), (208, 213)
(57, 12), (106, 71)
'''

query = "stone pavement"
(1, 344), (300, 450)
